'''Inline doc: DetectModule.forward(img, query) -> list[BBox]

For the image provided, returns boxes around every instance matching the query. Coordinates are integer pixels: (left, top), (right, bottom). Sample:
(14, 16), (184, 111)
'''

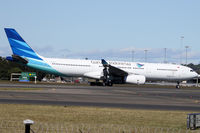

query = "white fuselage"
(43, 57), (198, 82)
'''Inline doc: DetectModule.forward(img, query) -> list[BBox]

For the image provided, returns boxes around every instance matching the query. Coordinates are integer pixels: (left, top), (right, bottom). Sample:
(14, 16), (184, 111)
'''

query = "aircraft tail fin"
(4, 28), (42, 60)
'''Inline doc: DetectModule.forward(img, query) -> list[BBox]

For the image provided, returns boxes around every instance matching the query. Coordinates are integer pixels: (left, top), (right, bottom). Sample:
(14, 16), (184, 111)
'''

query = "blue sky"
(0, 0), (200, 63)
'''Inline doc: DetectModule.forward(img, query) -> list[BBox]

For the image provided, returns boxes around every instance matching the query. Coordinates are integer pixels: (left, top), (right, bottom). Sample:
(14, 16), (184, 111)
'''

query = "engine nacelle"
(125, 74), (146, 84)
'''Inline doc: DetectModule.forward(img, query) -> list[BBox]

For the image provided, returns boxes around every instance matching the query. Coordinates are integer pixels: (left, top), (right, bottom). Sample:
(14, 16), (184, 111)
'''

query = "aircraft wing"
(101, 59), (128, 77)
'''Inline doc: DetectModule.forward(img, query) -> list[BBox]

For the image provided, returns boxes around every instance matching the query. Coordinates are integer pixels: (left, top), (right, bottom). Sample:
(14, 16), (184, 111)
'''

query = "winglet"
(101, 59), (109, 67)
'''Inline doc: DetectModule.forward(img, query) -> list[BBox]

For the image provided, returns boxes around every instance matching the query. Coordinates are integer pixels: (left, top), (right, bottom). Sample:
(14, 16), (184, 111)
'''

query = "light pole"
(185, 46), (189, 65)
(180, 36), (184, 64)
(164, 48), (167, 63)
(131, 50), (134, 62)
(144, 49), (148, 62)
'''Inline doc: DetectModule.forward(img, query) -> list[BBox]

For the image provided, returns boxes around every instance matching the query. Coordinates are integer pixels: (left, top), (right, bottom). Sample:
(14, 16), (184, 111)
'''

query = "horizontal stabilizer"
(6, 54), (28, 64)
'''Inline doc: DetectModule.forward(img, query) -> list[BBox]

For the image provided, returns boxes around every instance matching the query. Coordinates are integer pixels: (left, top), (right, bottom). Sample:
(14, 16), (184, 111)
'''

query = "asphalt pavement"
(0, 83), (200, 111)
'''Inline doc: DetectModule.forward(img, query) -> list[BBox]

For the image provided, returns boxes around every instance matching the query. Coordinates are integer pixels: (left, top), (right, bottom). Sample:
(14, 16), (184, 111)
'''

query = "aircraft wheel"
(176, 81), (180, 89)
(103, 81), (113, 86)
(176, 85), (180, 89)
(107, 81), (113, 86)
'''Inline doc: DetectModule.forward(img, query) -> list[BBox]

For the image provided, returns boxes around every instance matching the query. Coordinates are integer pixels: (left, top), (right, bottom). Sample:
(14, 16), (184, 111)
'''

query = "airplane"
(4, 28), (198, 88)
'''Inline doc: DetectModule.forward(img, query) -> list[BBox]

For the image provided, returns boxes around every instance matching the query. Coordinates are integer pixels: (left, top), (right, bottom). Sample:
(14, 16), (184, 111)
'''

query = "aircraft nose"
(194, 72), (198, 77)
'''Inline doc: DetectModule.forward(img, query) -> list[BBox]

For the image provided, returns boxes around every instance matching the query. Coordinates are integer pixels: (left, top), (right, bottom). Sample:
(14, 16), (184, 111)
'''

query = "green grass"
(0, 104), (198, 132)
(0, 104), (195, 128)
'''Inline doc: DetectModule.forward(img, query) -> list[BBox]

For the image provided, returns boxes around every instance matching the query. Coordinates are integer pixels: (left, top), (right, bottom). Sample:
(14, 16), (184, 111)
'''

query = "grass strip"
(0, 104), (195, 129)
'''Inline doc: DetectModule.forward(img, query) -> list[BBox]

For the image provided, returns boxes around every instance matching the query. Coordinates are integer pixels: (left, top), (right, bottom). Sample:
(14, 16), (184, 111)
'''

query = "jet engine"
(125, 74), (146, 84)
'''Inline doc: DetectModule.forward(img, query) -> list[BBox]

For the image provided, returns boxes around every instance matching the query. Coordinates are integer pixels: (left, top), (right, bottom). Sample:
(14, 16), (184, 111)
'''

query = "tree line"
(0, 57), (46, 81)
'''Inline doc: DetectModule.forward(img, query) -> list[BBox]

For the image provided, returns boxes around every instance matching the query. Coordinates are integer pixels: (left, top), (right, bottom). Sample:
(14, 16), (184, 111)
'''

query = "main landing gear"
(103, 79), (113, 86)
(90, 80), (113, 86)
(90, 67), (113, 86)
(90, 81), (103, 86)
(102, 67), (113, 86)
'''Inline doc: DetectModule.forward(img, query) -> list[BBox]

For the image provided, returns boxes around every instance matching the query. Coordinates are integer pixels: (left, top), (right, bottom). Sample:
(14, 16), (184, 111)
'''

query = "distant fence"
(0, 120), (200, 133)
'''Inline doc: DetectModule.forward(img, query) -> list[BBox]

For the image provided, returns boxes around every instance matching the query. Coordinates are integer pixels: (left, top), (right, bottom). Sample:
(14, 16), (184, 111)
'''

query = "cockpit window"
(190, 70), (194, 72)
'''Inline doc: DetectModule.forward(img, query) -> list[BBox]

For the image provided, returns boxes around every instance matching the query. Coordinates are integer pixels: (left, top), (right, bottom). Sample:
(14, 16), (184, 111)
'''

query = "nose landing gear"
(176, 81), (180, 89)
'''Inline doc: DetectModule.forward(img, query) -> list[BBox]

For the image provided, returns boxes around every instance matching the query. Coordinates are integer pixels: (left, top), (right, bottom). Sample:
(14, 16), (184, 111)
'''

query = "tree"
(0, 56), (46, 80)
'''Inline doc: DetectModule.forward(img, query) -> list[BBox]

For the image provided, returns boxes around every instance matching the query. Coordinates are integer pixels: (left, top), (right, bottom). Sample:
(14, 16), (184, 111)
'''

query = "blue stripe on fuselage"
(26, 58), (62, 76)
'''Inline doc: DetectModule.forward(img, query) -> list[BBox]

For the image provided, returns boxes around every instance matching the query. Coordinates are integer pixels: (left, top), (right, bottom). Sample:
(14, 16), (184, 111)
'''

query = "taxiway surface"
(0, 83), (200, 111)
